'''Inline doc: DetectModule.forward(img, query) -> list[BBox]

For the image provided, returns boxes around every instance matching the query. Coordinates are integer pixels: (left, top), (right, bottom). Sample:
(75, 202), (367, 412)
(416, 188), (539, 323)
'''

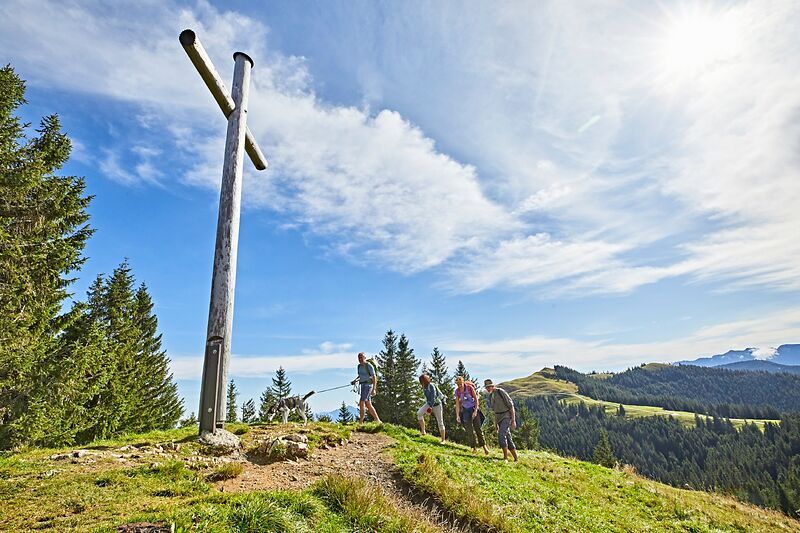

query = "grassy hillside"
(501, 370), (777, 429)
(0, 423), (427, 532)
(2, 422), (798, 532)
(385, 425), (799, 532)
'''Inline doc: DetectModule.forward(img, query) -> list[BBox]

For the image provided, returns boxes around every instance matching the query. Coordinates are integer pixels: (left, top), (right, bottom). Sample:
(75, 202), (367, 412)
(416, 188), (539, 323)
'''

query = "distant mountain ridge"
(719, 360), (800, 375)
(315, 405), (359, 421)
(677, 344), (800, 367)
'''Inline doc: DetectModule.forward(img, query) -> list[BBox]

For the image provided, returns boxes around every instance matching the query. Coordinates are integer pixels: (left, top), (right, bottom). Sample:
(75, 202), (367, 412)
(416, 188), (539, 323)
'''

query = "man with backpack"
(350, 352), (382, 424)
(417, 373), (446, 443)
(455, 376), (489, 454)
(484, 379), (518, 462)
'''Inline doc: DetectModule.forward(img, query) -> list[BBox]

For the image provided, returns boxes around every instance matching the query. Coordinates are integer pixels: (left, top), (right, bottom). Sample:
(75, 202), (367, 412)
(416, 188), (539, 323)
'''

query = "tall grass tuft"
(228, 494), (296, 532)
(314, 475), (433, 533)
(404, 452), (515, 532)
(207, 462), (244, 482)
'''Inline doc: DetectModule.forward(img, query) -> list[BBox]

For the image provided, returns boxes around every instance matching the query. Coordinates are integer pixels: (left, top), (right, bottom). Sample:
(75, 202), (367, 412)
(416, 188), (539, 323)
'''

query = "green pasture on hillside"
(501, 369), (779, 429)
(383, 424), (800, 532)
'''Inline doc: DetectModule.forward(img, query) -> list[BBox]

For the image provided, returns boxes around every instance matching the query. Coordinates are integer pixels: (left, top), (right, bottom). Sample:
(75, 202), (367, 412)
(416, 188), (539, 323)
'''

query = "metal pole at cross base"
(179, 30), (267, 435)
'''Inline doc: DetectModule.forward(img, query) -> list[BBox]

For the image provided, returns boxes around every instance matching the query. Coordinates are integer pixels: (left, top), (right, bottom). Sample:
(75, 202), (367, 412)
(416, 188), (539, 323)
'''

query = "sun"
(657, 4), (740, 76)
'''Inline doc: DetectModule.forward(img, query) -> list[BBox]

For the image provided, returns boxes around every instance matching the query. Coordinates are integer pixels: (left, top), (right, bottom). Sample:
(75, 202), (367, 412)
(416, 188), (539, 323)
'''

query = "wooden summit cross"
(179, 29), (268, 434)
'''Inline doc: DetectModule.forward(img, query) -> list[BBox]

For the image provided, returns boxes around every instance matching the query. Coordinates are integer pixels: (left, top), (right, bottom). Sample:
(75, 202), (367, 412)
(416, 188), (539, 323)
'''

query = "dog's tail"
(302, 391), (316, 401)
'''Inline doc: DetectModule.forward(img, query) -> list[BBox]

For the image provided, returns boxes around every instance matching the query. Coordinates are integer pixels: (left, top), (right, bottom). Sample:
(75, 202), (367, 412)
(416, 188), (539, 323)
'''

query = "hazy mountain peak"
(678, 344), (800, 366)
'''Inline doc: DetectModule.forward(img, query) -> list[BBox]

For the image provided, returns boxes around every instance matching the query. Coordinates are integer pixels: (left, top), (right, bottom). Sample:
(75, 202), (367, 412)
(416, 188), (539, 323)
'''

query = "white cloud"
(169, 308), (800, 383)
(3, 0), (800, 296)
(0, 0), (518, 274)
(441, 307), (800, 383)
(170, 346), (355, 380)
(448, 234), (630, 295)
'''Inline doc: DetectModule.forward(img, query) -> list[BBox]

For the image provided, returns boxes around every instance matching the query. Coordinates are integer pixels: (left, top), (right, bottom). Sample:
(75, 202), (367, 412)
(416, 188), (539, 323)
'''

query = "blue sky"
(2, 0), (799, 414)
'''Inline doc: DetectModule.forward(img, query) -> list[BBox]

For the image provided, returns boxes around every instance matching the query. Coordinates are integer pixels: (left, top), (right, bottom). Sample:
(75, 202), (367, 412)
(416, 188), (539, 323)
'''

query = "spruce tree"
(258, 388), (277, 421)
(512, 403), (540, 450)
(96, 261), (140, 438)
(455, 360), (478, 391)
(394, 334), (422, 428)
(271, 367), (292, 401)
(0, 65), (93, 448)
(593, 429), (616, 468)
(428, 347), (453, 436)
(373, 330), (398, 423)
(226, 380), (238, 423)
(338, 402), (353, 424)
(180, 412), (198, 428)
(130, 282), (183, 431)
(72, 266), (180, 441)
(241, 399), (255, 423)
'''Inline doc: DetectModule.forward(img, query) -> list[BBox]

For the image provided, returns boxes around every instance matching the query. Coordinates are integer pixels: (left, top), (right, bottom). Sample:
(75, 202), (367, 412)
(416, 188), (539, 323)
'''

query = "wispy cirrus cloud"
(2, 0), (799, 297)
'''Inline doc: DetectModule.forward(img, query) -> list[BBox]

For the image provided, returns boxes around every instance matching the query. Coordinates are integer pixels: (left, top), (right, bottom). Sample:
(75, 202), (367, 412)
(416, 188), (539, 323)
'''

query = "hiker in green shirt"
(484, 379), (518, 462)
(350, 352), (382, 424)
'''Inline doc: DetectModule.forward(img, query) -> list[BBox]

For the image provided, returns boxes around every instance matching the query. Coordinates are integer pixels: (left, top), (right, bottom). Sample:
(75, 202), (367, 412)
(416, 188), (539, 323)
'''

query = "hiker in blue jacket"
(417, 374), (446, 443)
(350, 352), (382, 424)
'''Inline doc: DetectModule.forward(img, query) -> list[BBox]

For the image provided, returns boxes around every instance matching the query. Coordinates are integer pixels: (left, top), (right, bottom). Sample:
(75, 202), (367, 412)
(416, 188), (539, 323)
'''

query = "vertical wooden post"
(198, 52), (254, 434)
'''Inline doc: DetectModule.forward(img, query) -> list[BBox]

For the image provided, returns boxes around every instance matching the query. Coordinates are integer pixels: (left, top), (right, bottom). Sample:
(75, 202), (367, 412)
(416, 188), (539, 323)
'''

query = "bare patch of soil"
(221, 430), (478, 533)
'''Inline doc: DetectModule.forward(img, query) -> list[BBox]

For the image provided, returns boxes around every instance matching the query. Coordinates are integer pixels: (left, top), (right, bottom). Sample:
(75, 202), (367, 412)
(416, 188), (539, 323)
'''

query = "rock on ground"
(199, 429), (241, 455)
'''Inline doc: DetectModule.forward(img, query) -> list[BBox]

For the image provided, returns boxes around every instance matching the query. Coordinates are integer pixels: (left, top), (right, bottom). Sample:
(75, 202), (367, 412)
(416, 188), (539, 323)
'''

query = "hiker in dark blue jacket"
(417, 374), (446, 443)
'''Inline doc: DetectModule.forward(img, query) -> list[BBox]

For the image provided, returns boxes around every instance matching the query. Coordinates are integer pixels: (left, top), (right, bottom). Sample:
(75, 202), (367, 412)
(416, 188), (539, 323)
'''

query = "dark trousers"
(461, 406), (486, 447)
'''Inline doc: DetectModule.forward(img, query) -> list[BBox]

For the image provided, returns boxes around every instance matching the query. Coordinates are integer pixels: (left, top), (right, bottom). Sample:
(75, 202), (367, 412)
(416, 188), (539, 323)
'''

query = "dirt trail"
(219, 430), (478, 533)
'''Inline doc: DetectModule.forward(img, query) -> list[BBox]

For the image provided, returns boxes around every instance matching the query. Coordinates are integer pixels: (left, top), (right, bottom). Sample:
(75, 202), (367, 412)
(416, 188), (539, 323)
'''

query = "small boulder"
(199, 429), (241, 456)
(284, 433), (308, 444)
(251, 435), (309, 461)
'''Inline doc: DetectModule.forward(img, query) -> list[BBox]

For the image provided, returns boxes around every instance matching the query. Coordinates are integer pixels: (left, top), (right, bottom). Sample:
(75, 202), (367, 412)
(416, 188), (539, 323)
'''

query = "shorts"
(359, 383), (373, 402)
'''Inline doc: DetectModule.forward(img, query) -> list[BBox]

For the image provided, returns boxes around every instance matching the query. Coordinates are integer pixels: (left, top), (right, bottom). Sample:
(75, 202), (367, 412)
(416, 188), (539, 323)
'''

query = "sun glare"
(658, 5), (740, 76)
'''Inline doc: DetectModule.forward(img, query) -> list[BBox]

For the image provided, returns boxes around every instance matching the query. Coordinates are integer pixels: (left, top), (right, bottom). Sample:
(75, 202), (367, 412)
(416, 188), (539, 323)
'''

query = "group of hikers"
(350, 352), (519, 462)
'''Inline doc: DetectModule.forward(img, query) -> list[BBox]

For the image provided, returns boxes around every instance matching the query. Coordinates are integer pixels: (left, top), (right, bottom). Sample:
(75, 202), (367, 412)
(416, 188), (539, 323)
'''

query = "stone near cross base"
(199, 429), (241, 456)
(250, 435), (309, 461)
(284, 440), (309, 459)
(283, 433), (308, 444)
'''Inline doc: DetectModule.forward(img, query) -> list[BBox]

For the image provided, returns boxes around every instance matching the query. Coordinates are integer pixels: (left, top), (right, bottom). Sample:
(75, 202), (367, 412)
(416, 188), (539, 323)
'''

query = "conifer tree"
(428, 347), (453, 436)
(338, 402), (353, 424)
(0, 65), (93, 448)
(512, 403), (540, 450)
(593, 429), (616, 468)
(226, 380), (238, 423)
(271, 367), (292, 401)
(96, 261), (140, 437)
(317, 413), (333, 423)
(394, 334), (422, 427)
(241, 399), (256, 423)
(258, 388), (277, 421)
(180, 412), (198, 428)
(455, 360), (478, 391)
(130, 282), (183, 431)
(373, 330), (399, 423)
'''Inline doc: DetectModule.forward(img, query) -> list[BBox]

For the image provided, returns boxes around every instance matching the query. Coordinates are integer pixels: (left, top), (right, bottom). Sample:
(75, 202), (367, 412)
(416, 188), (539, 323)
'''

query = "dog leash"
(309, 383), (355, 395)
